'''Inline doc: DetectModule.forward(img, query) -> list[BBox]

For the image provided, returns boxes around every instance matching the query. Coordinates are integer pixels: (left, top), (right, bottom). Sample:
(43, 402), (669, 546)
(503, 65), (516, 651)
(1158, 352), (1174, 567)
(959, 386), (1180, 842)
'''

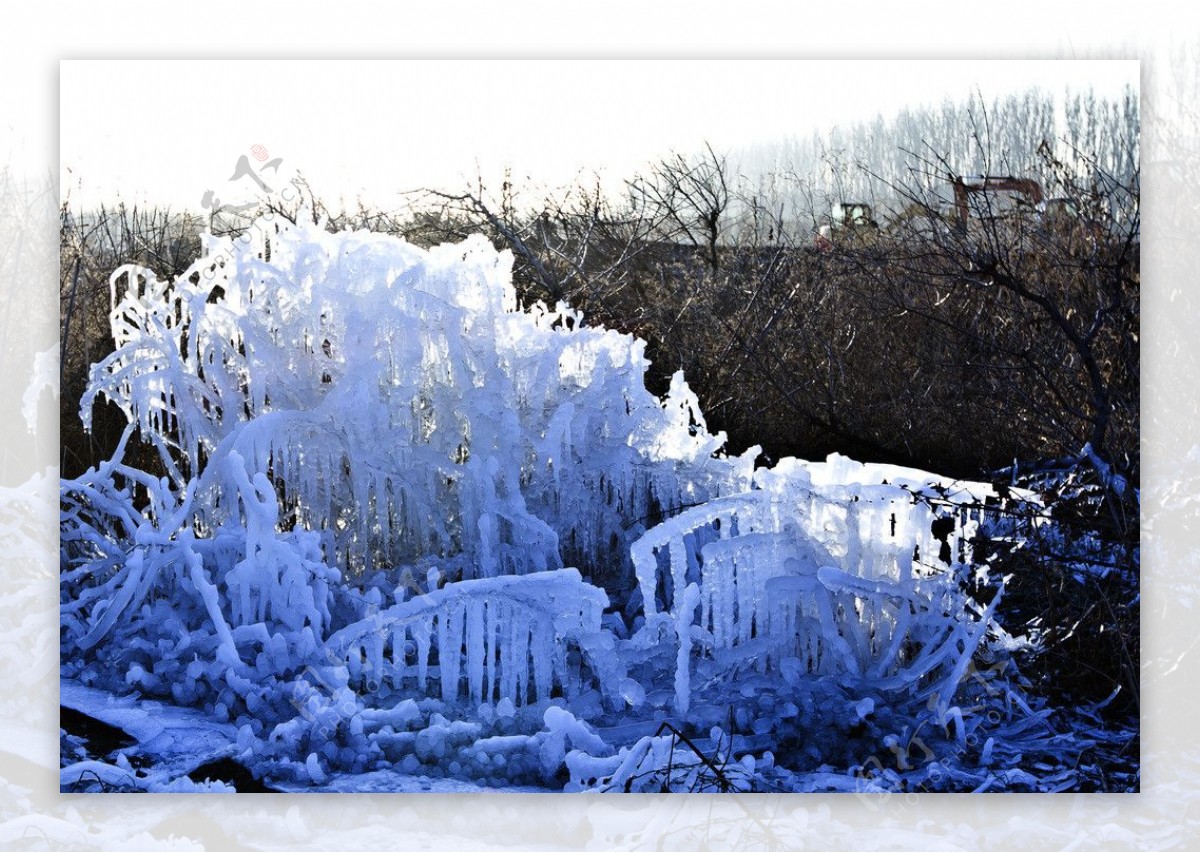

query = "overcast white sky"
(60, 59), (1138, 212)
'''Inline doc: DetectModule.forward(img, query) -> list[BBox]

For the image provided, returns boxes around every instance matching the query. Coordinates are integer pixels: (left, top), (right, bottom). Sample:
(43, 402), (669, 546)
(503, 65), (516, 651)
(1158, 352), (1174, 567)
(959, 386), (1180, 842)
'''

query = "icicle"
(466, 598), (485, 705)
(669, 536), (687, 612)
(391, 626), (406, 689)
(366, 629), (384, 690)
(674, 583), (701, 714)
(531, 615), (553, 702)
(510, 609), (530, 706)
(485, 598), (498, 704)
(498, 605), (517, 704)
(439, 600), (464, 702)
(413, 621), (431, 692)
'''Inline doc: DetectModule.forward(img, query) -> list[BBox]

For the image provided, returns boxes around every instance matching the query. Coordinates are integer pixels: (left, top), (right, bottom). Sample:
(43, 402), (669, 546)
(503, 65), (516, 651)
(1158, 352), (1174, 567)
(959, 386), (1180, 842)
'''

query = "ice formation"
(325, 568), (618, 707)
(628, 459), (1010, 716)
(79, 218), (750, 584)
(61, 212), (1051, 793)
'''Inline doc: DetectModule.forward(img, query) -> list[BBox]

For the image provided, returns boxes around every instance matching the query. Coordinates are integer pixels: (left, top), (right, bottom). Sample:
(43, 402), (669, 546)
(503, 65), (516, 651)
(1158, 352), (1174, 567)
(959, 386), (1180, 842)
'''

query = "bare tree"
(59, 202), (204, 477)
(628, 142), (731, 272)
(859, 141), (1139, 477)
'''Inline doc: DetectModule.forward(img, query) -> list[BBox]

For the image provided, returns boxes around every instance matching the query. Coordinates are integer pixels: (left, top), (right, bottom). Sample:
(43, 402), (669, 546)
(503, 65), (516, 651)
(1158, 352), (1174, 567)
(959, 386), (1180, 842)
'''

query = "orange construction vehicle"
(951, 175), (1102, 254)
(951, 175), (1044, 233)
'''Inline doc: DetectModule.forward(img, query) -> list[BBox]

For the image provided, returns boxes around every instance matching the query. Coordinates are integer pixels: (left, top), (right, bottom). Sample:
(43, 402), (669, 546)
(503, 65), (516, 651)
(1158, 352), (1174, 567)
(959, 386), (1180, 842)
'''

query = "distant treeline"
(726, 85), (1139, 238)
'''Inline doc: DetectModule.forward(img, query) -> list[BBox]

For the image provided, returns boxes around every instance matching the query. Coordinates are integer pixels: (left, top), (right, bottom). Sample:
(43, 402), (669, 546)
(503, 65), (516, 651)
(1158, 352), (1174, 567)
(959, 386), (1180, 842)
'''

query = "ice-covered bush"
(78, 215), (752, 583)
(62, 213), (1067, 791)
(629, 458), (1006, 717)
(60, 213), (752, 771)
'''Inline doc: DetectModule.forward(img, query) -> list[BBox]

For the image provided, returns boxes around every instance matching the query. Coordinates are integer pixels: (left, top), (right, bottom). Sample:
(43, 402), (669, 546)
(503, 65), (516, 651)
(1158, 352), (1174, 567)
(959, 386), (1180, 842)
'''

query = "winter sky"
(59, 59), (1138, 213)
